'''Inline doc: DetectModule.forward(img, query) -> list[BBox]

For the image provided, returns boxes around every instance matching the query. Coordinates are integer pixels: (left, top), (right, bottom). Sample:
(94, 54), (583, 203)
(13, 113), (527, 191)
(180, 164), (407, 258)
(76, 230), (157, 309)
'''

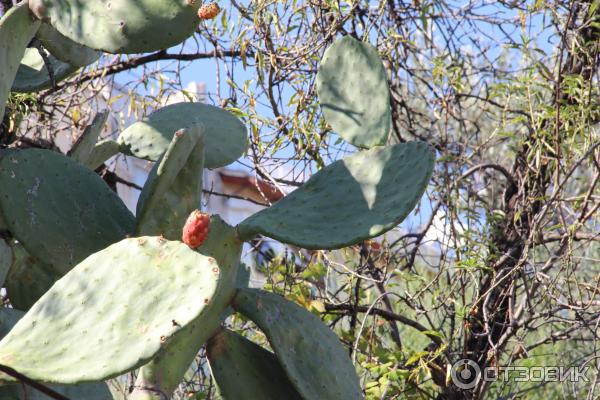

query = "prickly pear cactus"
(182, 210), (211, 248)
(0, 149), (135, 275)
(69, 111), (109, 165)
(135, 127), (205, 240)
(237, 142), (434, 249)
(35, 23), (101, 67)
(28, 0), (202, 53)
(3, 241), (61, 311)
(233, 289), (364, 399)
(0, 237), (224, 383)
(12, 48), (77, 93)
(0, 381), (113, 400)
(117, 102), (247, 168)
(316, 36), (391, 148)
(0, 308), (113, 399)
(0, 239), (11, 288)
(0, 15), (435, 398)
(206, 328), (303, 400)
(0, 308), (24, 340)
(131, 216), (243, 400)
(85, 139), (121, 170)
(0, 1), (40, 119)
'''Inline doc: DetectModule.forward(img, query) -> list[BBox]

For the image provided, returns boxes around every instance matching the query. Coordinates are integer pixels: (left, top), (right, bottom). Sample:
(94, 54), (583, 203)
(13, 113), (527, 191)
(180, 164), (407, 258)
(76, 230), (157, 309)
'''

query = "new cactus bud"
(183, 210), (210, 248)
(198, 2), (220, 20)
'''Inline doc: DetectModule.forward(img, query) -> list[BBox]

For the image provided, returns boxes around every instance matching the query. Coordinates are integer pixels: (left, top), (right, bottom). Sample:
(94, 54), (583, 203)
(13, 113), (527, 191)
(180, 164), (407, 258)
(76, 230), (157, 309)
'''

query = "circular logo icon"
(450, 359), (481, 390)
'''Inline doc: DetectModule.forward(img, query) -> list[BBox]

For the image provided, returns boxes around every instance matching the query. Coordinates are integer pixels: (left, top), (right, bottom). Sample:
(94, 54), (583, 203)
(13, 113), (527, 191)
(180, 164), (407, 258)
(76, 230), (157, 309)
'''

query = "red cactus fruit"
(182, 210), (210, 248)
(198, 2), (220, 20)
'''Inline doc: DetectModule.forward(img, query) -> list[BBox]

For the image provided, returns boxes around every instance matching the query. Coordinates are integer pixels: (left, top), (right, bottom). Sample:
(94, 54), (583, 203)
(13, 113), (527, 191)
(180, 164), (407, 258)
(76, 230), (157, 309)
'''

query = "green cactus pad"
(0, 1), (41, 119)
(69, 111), (109, 165)
(0, 382), (112, 400)
(12, 48), (78, 93)
(85, 139), (121, 170)
(0, 308), (24, 340)
(236, 263), (251, 289)
(4, 241), (61, 311)
(132, 216), (243, 399)
(135, 127), (204, 239)
(0, 237), (225, 383)
(316, 36), (391, 148)
(233, 289), (363, 400)
(0, 307), (112, 398)
(237, 142), (434, 249)
(0, 239), (11, 288)
(28, 0), (201, 54)
(0, 149), (135, 275)
(117, 102), (247, 168)
(0, 308), (26, 384)
(36, 23), (101, 67)
(207, 329), (303, 400)
(0, 211), (7, 231)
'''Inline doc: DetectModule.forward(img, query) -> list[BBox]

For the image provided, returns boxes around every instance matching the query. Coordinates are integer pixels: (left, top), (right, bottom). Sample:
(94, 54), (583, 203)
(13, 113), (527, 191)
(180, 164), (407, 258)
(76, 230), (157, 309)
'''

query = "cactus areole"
(183, 210), (210, 248)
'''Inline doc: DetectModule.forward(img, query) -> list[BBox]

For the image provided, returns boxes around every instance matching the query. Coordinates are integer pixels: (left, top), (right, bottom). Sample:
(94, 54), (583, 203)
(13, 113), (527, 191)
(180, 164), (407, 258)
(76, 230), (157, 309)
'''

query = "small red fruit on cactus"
(197, 2), (220, 20)
(182, 210), (210, 248)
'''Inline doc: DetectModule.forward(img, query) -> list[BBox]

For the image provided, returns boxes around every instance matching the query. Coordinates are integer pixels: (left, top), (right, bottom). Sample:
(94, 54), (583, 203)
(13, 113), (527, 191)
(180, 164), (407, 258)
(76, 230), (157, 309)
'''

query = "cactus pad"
(28, 0), (201, 53)
(207, 329), (303, 400)
(0, 239), (11, 288)
(0, 308), (112, 398)
(4, 241), (61, 311)
(132, 217), (243, 398)
(69, 111), (109, 165)
(316, 36), (391, 148)
(0, 382), (113, 400)
(0, 149), (135, 275)
(85, 139), (121, 170)
(118, 102), (247, 168)
(0, 210), (7, 231)
(135, 127), (204, 240)
(0, 307), (25, 384)
(237, 142), (434, 249)
(12, 48), (78, 93)
(0, 308), (24, 340)
(36, 23), (101, 67)
(233, 289), (363, 400)
(0, 1), (41, 119)
(0, 237), (224, 383)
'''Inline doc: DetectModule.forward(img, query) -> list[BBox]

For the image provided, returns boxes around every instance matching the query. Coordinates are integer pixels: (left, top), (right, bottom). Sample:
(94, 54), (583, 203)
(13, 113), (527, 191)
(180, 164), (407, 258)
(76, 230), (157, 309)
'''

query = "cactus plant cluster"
(0, 1), (435, 398)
